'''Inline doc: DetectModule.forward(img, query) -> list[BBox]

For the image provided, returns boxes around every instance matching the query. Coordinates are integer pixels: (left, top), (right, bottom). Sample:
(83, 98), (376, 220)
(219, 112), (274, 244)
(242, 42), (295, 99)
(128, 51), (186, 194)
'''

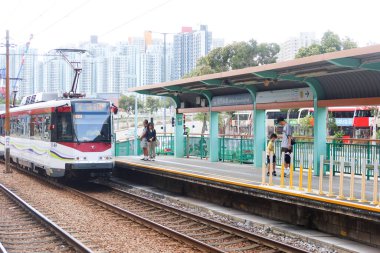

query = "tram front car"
(54, 99), (114, 178)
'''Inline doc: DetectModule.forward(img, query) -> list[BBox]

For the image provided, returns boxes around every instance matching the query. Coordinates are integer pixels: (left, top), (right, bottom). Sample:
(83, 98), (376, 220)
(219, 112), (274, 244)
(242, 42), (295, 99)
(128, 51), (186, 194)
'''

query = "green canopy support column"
(254, 109), (266, 167)
(174, 113), (185, 158)
(305, 78), (326, 175)
(209, 111), (219, 162)
(244, 85), (265, 167)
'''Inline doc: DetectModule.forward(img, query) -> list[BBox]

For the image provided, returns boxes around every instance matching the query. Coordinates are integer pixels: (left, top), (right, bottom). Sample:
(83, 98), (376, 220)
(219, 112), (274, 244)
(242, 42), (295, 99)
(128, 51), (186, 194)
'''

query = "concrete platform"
(115, 156), (380, 247)
(116, 156), (380, 214)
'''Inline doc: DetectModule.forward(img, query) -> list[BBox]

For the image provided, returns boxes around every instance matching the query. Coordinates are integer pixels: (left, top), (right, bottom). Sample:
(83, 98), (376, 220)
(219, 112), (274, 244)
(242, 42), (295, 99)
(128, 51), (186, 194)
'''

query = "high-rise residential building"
(171, 25), (212, 80)
(277, 32), (317, 62)
(212, 38), (225, 49)
(0, 46), (40, 99)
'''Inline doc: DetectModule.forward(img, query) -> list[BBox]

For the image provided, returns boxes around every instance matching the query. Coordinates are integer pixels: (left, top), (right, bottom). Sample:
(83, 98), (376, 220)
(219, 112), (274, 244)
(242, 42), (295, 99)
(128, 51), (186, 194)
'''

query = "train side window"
(57, 113), (73, 142)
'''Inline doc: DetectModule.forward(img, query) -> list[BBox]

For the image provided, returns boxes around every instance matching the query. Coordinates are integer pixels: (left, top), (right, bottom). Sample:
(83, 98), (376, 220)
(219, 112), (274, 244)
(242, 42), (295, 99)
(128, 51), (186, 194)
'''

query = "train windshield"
(72, 102), (111, 142)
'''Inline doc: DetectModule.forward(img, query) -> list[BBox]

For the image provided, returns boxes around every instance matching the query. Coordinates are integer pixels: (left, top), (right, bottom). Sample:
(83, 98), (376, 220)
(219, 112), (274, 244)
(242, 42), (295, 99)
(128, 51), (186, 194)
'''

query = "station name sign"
(211, 88), (313, 107)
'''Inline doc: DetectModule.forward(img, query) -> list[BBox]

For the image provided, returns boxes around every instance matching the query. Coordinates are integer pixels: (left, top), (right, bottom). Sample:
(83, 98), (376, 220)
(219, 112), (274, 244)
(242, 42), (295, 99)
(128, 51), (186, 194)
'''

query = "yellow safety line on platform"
(116, 160), (380, 213)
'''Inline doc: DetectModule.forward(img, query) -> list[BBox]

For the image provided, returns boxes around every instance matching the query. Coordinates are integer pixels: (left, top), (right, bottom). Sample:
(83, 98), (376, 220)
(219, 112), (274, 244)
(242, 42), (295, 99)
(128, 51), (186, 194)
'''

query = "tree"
(296, 30), (357, 58)
(118, 95), (143, 113)
(342, 37), (358, 50)
(321, 30), (341, 52)
(145, 96), (161, 114)
(185, 39), (280, 77)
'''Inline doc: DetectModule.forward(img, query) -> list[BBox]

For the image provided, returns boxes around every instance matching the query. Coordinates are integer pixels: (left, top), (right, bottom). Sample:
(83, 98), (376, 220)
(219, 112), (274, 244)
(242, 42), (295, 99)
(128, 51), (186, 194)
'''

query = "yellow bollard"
(327, 158), (334, 197)
(307, 154), (313, 193)
(280, 152), (285, 188)
(359, 159), (368, 203)
(261, 151), (266, 185)
(289, 154), (294, 190)
(298, 154), (304, 191)
(269, 152), (274, 186)
(348, 159), (356, 201)
(318, 155), (324, 195)
(337, 157), (345, 199)
(372, 160), (378, 205)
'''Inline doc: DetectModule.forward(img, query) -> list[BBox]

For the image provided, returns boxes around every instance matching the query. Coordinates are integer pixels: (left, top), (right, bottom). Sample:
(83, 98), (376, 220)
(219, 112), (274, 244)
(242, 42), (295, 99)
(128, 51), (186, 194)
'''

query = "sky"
(0, 0), (379, 51)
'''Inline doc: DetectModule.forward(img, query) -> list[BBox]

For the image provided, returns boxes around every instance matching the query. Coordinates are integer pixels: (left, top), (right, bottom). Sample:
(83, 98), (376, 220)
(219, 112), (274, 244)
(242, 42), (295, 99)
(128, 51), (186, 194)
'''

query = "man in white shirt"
(277, 116), (292, 176)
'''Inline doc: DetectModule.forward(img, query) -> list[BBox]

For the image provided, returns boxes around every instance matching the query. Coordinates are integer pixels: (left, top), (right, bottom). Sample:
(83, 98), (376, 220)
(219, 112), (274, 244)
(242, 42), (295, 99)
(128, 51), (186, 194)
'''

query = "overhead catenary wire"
(100, 0), (173, 38)
(16, 0), (58, 34)
(34, 0), (91, 36)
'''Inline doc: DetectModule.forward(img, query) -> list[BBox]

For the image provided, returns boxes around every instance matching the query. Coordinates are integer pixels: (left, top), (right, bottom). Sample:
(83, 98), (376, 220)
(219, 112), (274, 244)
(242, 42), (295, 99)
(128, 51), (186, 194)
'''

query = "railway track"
(7, 163), (308, 253)
(70, 181), (307, 253)
(0, 183), (92, 253)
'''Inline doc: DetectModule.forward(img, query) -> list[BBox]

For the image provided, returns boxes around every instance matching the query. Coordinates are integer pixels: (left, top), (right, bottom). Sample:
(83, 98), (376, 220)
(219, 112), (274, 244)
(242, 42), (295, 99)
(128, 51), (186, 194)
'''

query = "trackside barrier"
(327, 158), (334, 197)
(261, 151), (266, 185)
(280, 152), (285, 188)
(259, 150), (380, 208)
(298, 154), (304, 191)
(360, 159), (367, 203)
(338, 157), (345, 199)
(348, 159), (356, 201)
(319, 155), (324, 195)
(373, 160), (379, 205)
(307, 154), (312, 193)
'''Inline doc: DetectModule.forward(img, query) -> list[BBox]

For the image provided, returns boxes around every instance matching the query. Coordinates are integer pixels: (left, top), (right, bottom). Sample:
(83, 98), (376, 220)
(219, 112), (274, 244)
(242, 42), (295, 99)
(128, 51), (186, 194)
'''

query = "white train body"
(0, 96), (114, 178)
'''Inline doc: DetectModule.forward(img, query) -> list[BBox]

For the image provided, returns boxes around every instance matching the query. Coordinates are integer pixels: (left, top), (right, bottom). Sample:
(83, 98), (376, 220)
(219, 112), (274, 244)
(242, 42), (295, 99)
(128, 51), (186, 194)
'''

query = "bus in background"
(267, 109), (298, 137)
(353, 107), (376, 139)
(298, 107), (355, 138)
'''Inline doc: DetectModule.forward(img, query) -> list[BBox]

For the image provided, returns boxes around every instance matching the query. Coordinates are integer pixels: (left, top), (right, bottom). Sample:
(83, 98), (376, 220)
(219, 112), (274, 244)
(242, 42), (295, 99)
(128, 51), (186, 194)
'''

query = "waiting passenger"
(140, 120), (149, 161)
(277, 117), (293, 177)
(147, 123), (157, 161)
(266, 133), (277, 176)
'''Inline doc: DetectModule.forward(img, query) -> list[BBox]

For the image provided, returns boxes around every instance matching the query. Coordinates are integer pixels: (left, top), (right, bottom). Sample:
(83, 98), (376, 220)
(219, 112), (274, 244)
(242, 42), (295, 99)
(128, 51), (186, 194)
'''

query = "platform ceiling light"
(196, 96), (201, 104)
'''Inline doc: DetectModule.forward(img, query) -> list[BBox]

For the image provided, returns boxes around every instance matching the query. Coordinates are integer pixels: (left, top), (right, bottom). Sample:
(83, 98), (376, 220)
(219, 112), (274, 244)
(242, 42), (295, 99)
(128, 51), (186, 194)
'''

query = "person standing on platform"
(277, 117), (292, 176)
(266, 133), (277, 176)
(147, 123), (157, 161)
(140, 119), (149, 161)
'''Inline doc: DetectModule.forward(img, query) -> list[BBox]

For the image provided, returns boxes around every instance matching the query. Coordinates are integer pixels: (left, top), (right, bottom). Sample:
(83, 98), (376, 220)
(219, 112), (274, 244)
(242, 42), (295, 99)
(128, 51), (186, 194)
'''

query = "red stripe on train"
(58, 142), (111, 152)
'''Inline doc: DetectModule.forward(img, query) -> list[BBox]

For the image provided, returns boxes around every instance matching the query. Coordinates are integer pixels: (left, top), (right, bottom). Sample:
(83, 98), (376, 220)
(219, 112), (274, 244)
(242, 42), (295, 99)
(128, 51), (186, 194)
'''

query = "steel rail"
(103, 181), (308, 253)
(0, 183), (93, 253)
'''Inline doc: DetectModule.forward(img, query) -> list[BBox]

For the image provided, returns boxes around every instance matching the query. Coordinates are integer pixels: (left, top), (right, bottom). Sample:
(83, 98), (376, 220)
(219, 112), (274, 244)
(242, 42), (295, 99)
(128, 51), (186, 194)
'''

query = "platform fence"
(115, 136), (380, 177)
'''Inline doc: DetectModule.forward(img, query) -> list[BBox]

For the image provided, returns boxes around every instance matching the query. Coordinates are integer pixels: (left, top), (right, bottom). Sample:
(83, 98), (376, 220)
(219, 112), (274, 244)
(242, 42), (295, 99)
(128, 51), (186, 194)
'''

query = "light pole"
(147, 31), (175, 134)
(5, 30), (11, 173)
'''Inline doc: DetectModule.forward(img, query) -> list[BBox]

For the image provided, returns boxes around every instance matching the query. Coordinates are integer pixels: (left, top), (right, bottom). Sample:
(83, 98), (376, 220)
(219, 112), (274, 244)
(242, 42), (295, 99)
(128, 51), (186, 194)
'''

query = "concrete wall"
(114, 166), (380, 247)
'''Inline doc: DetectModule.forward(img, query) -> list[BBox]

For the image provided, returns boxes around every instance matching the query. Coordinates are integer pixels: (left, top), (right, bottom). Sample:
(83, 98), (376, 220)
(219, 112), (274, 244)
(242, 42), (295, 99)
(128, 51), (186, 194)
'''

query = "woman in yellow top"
(266, 133), (277, 176)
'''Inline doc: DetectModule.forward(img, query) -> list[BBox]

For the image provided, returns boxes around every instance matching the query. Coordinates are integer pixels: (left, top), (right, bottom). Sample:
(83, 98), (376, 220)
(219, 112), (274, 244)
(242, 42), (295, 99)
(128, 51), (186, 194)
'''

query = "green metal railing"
(219, 135), (254, 164)
(326, 141), (379, 178)
(156, 134), (174, 155)
(184, 135), (209, 158)
(115, 139), (139, 156)
(114, 135), (379, 178)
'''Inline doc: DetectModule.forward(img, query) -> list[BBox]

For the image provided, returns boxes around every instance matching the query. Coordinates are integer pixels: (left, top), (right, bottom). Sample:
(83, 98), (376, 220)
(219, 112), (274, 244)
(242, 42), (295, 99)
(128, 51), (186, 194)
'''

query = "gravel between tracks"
(0, 170), (198, 253)
(105, 178), (337, 253)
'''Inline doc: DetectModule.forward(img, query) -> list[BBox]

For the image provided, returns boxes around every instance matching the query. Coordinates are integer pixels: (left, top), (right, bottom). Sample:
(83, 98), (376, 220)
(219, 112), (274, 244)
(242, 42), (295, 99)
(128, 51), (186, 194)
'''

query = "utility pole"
(5, 30), (11, 173)
(162, 33), (167, 134)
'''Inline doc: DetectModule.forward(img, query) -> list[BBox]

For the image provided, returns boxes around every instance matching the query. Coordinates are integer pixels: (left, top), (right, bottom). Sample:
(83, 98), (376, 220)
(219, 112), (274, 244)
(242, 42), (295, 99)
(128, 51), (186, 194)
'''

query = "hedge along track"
(72, 181), (308, 253)
(0, 183), (92, 253)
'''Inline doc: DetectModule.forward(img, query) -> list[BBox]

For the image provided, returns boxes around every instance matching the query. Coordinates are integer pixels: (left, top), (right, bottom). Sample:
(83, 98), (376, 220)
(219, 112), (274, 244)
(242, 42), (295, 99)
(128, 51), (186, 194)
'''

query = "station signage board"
(211, 88), (313, 107)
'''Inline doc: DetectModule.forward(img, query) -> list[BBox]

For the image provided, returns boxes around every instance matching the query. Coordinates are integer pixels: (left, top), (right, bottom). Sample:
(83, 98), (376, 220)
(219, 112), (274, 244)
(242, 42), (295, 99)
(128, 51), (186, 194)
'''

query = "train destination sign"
(211, 88), (313, 107)
(73, 102), (109, 113)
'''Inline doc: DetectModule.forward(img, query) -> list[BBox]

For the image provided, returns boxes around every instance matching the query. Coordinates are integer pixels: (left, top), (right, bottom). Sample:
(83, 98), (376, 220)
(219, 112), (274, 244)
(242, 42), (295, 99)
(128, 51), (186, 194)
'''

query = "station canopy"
(130, 45), (380, 111)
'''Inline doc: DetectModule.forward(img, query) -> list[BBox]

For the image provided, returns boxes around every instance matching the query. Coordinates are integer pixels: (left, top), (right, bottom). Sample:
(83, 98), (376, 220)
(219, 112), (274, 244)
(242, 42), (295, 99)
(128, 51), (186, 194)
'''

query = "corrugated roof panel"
(317, 70), (380, 99)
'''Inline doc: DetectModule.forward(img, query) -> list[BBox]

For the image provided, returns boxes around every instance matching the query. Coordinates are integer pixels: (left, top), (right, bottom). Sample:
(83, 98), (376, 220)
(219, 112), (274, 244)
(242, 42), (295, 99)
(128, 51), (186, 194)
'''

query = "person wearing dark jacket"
(147, 123), (157, 161)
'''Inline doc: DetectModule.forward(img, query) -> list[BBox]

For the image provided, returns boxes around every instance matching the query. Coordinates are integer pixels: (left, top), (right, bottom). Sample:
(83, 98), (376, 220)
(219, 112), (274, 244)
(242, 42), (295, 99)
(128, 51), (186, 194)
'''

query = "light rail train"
(0, 93), (116, 179)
